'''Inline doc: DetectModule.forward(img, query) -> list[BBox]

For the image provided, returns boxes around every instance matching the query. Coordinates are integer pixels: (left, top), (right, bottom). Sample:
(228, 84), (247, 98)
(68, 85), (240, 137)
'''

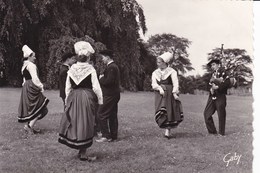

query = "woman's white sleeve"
(65, 75), (72, 99)
(151, 72), (162, 91)
(22, 78), (25, 86)
(171, 70), (179, 93)
(27, 63), (43, 90)
(91, 71), (103, 105)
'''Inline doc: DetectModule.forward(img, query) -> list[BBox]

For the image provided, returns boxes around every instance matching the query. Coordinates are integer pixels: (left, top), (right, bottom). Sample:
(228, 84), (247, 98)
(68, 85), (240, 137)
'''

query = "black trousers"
(203, 94), (227, 135)
(98, 93), (120, 139)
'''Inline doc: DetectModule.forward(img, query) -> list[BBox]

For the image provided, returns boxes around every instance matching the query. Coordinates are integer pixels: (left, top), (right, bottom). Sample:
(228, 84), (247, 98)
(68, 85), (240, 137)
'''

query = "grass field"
(0, 88), (253, 173)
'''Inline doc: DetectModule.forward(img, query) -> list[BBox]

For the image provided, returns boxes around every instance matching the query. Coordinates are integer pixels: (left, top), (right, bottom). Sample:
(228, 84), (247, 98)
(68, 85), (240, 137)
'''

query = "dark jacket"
(99, 62), (120, 96)
(59, 64), (69, 99)
(210, 67), (230, 95)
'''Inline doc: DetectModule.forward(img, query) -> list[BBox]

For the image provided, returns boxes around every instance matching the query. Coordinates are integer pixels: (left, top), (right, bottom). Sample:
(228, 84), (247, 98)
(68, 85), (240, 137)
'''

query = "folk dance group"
(17, 41), (230, 161)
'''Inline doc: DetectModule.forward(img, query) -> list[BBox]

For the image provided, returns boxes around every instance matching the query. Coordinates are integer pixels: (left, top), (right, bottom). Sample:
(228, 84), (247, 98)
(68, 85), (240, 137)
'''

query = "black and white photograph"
(0, 0), (258, 172)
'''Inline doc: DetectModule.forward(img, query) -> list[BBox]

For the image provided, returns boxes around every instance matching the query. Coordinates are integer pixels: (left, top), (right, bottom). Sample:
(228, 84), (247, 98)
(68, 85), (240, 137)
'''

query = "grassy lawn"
(0, 88), (253, 173)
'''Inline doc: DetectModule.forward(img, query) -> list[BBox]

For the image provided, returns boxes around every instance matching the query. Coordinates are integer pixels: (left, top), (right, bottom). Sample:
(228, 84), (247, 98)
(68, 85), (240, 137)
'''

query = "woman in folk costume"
(58, 41), (103, 161)
(18, 45), (49, 134)
(151, 52), (183, 139)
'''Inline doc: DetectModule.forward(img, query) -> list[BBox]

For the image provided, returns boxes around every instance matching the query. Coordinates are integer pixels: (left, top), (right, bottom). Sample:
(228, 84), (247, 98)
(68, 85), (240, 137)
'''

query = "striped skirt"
(154, 85), (184, 129)
(18, 80), (49, 123)
(58, 88), (98, 149)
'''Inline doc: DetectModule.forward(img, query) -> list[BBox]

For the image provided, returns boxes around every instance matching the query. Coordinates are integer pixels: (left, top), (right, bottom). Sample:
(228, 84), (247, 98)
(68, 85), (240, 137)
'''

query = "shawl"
(153, 67), (175, 82)
(67, 62), (95, 85)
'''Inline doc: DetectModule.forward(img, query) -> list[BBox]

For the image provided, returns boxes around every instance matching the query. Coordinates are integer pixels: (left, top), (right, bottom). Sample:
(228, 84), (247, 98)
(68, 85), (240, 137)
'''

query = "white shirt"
(22, 60), (44, 91)
(151, 67), (179, 94)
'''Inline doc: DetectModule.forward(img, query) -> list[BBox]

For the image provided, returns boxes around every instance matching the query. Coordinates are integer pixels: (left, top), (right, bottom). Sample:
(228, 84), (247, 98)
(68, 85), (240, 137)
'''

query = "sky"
(136, 0), (253, 76)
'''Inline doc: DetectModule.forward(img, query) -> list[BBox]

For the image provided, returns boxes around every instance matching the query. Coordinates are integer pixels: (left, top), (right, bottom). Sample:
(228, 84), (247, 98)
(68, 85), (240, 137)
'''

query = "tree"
(147, 33), (194, 74)
(137, 39), (157, 91)
(0, 0), (147, 91)
(46, 35), (106, 89)
(193, 73), (212, 91)
(205, 47), (253, 86)
(178, 75), (197, 94)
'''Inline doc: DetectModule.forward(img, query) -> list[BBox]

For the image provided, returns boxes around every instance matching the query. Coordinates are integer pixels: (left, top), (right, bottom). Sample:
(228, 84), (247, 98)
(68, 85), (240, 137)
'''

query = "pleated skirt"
(58, 88), (98, 149)
(18, 80), (49, 123)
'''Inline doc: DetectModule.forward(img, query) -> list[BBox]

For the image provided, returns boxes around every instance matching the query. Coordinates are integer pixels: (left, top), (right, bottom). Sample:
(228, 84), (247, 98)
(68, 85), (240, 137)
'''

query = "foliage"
(144, 33), (195, 93)
(193, 73), (212, 91)
(137, 40), (156, 91)
(46, 35), (106, 89)
(147, 33), (194, 74)
(0, 0), (147, 90)
(177, 47), (253, 94)
(179, 75), (195, 94)
(178, 74), (210, 94)
(205, 47), (253, 86)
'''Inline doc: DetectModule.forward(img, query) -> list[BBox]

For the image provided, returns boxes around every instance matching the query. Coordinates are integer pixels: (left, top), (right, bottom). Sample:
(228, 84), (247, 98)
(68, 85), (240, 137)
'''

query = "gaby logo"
(223, 152), (242, 167)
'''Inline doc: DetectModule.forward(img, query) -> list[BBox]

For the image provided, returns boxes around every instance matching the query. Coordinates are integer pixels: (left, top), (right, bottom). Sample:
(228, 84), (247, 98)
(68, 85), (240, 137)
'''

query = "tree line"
(0, 0), (253, 93)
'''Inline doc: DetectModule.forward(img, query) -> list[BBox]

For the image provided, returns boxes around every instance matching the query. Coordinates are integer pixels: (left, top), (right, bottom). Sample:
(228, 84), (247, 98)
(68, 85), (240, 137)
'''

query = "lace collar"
(67, 62), (95, 85)
(153, 67), (175, 81)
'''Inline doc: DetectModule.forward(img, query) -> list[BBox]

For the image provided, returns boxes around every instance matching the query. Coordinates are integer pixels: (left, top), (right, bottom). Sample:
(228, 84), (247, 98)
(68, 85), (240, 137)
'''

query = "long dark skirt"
(58, 88), (98, 149)
(18, 80), (49, 123)
(154, 85), (183, 129)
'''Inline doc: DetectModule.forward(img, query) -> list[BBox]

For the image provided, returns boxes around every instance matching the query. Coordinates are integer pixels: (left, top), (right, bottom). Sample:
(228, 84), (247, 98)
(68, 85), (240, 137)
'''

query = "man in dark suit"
(59, 52), (75, 107)
(204, 59), (231, 136)
(96, 49), (120, 142)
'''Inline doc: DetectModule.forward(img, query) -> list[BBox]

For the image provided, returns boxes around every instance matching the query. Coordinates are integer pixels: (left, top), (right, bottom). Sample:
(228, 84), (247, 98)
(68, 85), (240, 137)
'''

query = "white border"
(253, 1), (260, 173)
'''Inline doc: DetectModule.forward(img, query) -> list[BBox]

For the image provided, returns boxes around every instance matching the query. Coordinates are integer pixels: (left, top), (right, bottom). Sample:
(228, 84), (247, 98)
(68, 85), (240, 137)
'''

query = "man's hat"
(99, 49), (113, 57)
(61, 52), (76, 62)
(207, 59), (221, 67)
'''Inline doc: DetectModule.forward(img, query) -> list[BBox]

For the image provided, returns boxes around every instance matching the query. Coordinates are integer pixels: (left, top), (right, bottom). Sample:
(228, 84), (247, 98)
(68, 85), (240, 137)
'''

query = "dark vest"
(70, 75), (92, 89)
(210, 67), (230, 95)
(22, 68), (32, 80)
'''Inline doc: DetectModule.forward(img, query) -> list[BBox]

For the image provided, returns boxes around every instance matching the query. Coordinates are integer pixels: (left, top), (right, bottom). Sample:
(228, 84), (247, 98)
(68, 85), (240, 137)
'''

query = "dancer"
(151, 52), (183, 139)
(18, 45), (49, 134)
(58, 41), (103, 161)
